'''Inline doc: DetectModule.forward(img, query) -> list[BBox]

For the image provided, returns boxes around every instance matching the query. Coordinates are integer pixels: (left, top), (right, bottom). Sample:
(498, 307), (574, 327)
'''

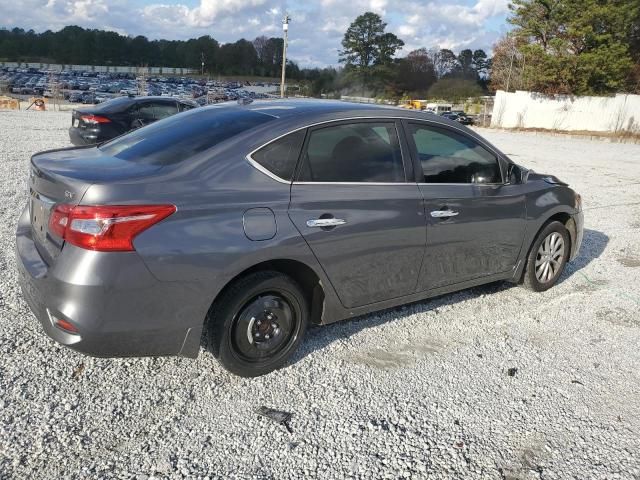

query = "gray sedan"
(16, 100), (583, 377)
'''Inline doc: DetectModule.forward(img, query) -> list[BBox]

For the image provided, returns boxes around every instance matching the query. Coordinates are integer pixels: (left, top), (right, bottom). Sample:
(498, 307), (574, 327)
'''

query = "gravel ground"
(1, 110), (639, 480)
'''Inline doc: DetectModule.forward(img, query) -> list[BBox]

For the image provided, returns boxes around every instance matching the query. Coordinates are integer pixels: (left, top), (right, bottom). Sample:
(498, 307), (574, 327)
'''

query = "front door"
(288, 120), (426, 308)
(404, 121), (527, 290)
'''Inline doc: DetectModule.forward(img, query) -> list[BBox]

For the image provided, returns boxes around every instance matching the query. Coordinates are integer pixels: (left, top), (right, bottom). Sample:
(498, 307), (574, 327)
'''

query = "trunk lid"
(29, 146), (162, 263)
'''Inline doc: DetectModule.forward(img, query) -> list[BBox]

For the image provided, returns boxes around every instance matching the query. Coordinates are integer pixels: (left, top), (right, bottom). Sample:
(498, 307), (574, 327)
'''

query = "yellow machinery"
(0, 96), (20, 110)
(400, 99), (428, 110)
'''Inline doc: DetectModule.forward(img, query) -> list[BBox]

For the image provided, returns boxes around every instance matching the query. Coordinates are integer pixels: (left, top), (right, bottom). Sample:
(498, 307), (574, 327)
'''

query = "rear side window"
(251, 130), (305, 181)
(179, 102), (196, 112)
(154, 102), (179, 119)
(298, 122), (405, 183)
(100, 108), (273, 166)
(408, 123), (501, 184)
(137, 101), (179, 121)
(137, 103), (156, 122)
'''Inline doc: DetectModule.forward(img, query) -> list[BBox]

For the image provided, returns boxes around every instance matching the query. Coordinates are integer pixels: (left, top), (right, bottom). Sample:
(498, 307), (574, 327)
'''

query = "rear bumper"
(15, 205), (203, 358)
(68, 127), (95, 146)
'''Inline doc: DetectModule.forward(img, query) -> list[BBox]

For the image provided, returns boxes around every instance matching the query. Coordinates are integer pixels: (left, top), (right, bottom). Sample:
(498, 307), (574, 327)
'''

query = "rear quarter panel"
(81, 150), (340, 326)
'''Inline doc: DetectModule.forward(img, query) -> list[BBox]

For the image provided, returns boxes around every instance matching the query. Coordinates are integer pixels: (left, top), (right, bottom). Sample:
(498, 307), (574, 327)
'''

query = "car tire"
(522, 221), (571, 292)
(207, 271), (309, 377)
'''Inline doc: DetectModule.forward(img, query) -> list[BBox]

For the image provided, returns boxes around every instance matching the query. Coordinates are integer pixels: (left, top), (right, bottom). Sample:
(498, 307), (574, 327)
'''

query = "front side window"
(251, 130), (305, 181)
(408, 123), (501, 184)
(298, 122), (405, 183)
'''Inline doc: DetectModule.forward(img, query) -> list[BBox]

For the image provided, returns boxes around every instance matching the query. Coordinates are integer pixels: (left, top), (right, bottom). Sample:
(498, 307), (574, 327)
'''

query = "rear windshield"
(89, 96), (135, 113)
(99, 107), (273, 166)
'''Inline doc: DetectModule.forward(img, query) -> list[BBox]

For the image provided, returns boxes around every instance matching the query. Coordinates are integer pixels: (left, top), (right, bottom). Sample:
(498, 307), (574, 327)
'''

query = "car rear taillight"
(80, 114), (111, 124)
(48, 204), (176, 252)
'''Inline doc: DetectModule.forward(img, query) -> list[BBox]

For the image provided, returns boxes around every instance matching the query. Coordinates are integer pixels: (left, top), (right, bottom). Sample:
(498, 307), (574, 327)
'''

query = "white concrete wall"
(491, 90), (640, 133)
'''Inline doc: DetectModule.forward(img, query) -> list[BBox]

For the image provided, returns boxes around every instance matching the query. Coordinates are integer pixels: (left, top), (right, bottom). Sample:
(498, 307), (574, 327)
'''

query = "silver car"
(16, 100), (583, 377)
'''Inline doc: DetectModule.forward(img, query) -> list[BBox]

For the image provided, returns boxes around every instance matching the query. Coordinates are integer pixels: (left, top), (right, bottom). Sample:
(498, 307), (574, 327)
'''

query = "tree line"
(0, 23), (491, 100)
(0, 26), (291, 77)
(4, 1), (637, 99)
(333, 12), (491, 100)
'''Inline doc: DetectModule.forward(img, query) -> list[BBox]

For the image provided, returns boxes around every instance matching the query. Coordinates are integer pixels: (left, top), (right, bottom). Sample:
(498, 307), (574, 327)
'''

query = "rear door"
(404, 121), (527, 290)
(288, 120), (426, 308)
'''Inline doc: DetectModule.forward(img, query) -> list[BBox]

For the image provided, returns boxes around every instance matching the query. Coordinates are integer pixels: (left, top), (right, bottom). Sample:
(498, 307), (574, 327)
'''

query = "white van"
(425, 103), (453, 115)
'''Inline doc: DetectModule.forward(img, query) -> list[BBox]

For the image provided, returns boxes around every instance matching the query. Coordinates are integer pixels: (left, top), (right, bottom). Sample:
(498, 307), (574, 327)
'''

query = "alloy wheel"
(535, 232), (565, 283)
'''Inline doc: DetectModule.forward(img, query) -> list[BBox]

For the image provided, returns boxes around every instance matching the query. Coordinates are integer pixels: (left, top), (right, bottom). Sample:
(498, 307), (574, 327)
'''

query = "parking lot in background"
(1, 67), (276, 105)
(0, 110), (639, 479)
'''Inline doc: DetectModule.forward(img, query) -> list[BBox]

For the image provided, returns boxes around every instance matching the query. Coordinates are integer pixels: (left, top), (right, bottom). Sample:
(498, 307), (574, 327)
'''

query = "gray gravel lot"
(1, 110), (639, 480)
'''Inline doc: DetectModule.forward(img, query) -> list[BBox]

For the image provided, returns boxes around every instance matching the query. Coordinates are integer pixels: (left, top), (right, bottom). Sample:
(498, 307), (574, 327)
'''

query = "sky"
(1, 0), (512, 67)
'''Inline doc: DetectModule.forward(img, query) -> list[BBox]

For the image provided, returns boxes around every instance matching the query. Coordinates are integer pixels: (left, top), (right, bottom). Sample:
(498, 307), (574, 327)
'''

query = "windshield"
(99, 107), (274, 166)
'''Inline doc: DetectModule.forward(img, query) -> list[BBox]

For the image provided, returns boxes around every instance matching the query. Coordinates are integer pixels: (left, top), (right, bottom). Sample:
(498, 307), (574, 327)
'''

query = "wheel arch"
(514, 209), (576, 283)
(538, 211), (575, 255)
(207, 259), (326, 327)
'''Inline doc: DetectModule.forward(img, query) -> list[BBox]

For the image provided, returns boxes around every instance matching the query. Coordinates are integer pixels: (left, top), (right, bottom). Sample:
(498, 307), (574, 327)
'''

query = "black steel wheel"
(208, 271), (308, 377)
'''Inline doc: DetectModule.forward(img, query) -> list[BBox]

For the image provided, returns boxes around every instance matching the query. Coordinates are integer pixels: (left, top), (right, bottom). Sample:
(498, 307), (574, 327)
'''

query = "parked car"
(68, 96), (198, 145)
(442, 112), (474, 125)
(456, 114), (474, 125)
(17, 100), (583, 377)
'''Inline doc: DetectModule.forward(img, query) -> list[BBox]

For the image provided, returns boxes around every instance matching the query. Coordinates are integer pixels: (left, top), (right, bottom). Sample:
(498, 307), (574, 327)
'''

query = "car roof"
(78, 95), (190, 113)
(213, 98), (467, 128)
(200, 99), (504, 162)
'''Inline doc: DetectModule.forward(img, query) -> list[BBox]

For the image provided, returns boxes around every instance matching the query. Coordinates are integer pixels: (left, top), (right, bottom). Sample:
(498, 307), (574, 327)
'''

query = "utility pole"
(280, 13), (290, 98)
(201, 52), (205, 76)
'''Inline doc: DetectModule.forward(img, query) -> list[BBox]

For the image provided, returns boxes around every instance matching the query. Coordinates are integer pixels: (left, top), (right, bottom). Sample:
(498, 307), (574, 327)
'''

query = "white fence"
(1, 62), (195, 75)
(491, 90), (640, 133)
(341, 95), (397, 105)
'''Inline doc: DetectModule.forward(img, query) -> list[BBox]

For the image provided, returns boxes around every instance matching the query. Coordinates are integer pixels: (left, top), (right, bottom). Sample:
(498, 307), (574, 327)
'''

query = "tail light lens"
(47, 310), (79, 334)
(80, 114), (111, 124)
(48, 204), (176, 252)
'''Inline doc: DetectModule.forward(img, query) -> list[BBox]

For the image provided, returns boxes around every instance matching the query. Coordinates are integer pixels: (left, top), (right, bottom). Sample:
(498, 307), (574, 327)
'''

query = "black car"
(69, 96), (198, 146)
(442, 112), (474, 126)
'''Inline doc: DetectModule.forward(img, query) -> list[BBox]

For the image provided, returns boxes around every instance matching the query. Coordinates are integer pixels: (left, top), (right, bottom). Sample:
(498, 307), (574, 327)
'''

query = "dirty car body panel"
(16, 100), (583, 360)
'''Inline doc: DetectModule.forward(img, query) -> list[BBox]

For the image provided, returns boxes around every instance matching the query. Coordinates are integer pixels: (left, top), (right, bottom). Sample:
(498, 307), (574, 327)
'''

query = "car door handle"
(306, 218), (347, 228)
(430, 210), (459, 218)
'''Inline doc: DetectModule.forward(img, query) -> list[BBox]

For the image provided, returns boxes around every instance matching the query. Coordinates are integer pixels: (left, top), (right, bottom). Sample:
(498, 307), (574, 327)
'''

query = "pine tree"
(505, 0), (640, 94)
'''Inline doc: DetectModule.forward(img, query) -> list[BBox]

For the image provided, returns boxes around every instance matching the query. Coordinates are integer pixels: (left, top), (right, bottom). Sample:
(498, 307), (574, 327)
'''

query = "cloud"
(1, 0), (510, 66)
(395, 0), (510, 53)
